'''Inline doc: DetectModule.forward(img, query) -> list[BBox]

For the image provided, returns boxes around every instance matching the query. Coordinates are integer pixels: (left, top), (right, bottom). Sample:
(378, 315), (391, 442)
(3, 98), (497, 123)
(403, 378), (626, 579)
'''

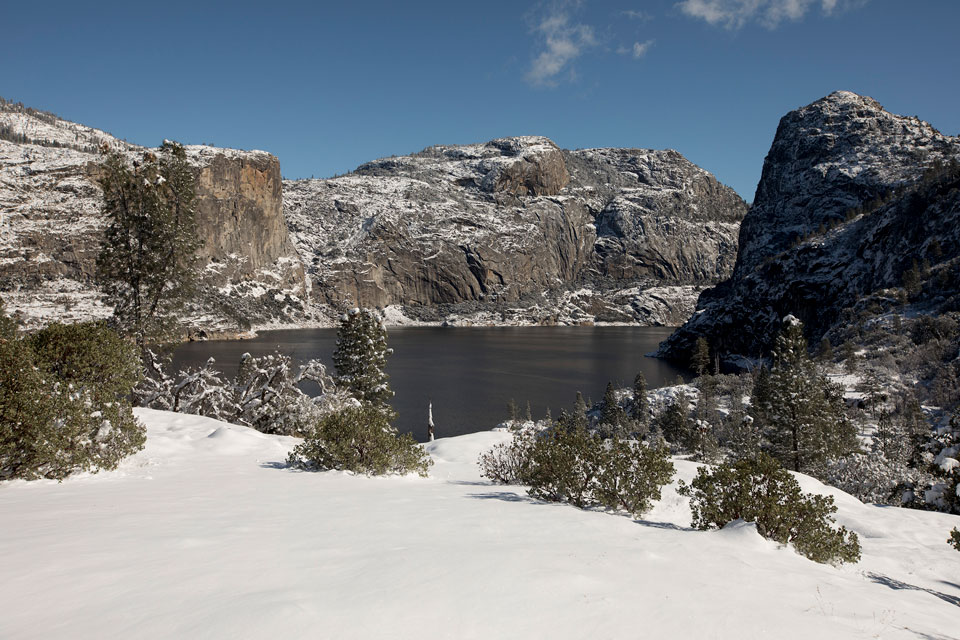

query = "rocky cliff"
(284, 136), (747, 325)
(0, 100), (306, 331)
(658, 91), (960, 367)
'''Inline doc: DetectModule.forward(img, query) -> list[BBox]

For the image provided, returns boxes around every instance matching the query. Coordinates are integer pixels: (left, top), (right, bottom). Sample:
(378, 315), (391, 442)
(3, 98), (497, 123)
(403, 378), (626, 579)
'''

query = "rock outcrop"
(658, 91), (960, 367)
(284, 136), (747, 325)
(0, 100), (306, 330)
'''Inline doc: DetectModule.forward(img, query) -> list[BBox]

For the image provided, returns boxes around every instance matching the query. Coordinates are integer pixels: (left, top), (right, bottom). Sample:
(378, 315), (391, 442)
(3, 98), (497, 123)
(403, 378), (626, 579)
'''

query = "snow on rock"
(0, 101), (307, 332)
(659, 90), (960, 367)
(2, 409), (958, 639)
(284, 137), (746, 327)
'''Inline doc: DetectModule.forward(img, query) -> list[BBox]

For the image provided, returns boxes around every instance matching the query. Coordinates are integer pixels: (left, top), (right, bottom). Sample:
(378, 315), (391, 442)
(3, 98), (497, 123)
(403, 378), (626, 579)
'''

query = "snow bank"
(1, 410), (958, 639)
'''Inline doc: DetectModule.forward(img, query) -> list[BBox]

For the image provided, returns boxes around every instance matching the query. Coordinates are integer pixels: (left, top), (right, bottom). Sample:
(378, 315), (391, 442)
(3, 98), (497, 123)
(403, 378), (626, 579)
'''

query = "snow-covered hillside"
(0, 100), (307, 332)
(1, 409), (957, 639)
(284, 137), (746, 326)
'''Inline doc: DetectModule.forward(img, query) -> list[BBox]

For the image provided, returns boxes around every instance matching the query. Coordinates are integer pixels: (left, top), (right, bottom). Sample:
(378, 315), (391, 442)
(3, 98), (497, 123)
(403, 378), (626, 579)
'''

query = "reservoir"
(172, 326), (688, 440)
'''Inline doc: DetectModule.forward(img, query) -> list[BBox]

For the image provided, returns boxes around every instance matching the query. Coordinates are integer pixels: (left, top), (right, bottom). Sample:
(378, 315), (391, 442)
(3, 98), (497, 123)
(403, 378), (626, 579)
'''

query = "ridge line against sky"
(2, 0), (957, 200)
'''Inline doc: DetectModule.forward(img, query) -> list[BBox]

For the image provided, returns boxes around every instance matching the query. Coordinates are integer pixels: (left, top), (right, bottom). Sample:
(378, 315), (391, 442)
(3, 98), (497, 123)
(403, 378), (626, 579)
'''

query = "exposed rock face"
(659, 91), (960, 367)
(284, 137), (747, 324)
(0, 102), (306, 329)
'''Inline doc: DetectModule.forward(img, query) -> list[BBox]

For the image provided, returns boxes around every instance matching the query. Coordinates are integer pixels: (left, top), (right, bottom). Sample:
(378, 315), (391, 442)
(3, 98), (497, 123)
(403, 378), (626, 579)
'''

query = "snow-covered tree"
(96, 142), (200, 354)
(752, 316), (858, 474)
(333, 308), (395, 417)
(139, 352), (352, 436)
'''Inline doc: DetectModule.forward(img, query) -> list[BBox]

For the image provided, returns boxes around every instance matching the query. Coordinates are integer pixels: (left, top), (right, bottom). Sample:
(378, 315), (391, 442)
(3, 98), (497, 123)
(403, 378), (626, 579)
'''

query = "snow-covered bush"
(480, 415), (674, 517)
(139, 352), (354, 436)
(822, 453), (920, 505)
(900, 413), (960, 514)
(678, 454), (861, 565)
(1, 320), (144, 480)
(287, 405), (432, 476)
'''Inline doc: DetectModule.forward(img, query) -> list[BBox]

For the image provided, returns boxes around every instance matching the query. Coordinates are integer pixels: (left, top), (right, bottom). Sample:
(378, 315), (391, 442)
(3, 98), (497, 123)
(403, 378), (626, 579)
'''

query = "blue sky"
(3, 0), (958, 200)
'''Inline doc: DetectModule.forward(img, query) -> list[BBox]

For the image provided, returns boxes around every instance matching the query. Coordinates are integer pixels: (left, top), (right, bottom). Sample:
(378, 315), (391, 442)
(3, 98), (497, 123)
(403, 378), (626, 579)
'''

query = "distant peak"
(805, 90), (884, 113)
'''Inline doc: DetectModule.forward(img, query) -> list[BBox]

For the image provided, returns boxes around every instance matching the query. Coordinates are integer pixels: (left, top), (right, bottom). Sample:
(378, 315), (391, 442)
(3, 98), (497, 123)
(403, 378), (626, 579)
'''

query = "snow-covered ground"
(2, 410), (959, 639)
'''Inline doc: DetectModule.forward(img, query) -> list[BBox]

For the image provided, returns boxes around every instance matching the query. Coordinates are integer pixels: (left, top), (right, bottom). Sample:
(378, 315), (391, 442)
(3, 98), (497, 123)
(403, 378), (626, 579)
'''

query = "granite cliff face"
(284, 137), (747, 325)
(0, 100), (306, 330)
(658, 91), (960, 367)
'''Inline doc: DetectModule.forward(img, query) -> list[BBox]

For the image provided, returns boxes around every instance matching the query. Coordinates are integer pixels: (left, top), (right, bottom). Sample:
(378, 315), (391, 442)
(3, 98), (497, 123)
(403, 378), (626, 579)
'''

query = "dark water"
(172, 326), (688, 440)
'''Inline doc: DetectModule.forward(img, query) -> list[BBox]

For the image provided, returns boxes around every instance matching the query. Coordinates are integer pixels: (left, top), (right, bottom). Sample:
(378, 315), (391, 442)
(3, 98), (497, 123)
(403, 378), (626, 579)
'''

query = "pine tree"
(632, 372), (649, 433)
(506, 398), (519, 422)
(332, 308), (395, 418)
(524, 400), (533, 422)
(752, 316), (858, 473)
(599, 381), (628, 438)
(96, 142), (200, 354)
(658, 390), (691, 449)
(692, 337), (711, 376)
(572, 391), (589, 429)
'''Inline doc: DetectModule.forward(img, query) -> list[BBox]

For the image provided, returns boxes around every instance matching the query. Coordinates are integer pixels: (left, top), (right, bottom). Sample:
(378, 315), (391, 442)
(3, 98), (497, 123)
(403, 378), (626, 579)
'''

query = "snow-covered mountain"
(1, 99), (747, 330)
(0, 99), (307, 333)
(659, 91), (960, 366)
(285, 137), (747, 326)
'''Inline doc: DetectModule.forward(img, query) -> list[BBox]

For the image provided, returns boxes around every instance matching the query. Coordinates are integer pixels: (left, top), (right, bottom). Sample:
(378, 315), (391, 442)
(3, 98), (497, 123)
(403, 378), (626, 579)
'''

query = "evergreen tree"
(96, 142), (200, 354)
(333, 308), (395, 418)
(752, 316), (858, 473)
(599, 381), (628, 438)
(658, 390), (692, 449)
(524, 400), (533, 422)
(506, 398), (519, 422)
(631, 372), (649, 432)
(572, 391), (589, 429)
(692, 337), (711, 376)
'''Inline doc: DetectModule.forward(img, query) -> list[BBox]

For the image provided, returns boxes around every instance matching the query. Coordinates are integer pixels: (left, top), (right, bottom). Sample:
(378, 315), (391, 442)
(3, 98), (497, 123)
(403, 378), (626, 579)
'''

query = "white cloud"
(526, 7), (599, 86)
(622, 39), (655, 58)
(622, 9), (653, 21)
(676, 0), (863, 29)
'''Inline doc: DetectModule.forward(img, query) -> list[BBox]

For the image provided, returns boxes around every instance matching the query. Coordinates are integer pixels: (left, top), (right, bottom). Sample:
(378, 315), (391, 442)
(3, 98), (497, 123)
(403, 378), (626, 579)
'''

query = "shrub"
(950, 528), (960, 552)
(480, 415), (675, 518)
(287, 405), (432, 477)
(478, 424), (538, 485)
(139, 351), (353, 436)
(678, 454), (861, 565)
(1, 321), (144, 481)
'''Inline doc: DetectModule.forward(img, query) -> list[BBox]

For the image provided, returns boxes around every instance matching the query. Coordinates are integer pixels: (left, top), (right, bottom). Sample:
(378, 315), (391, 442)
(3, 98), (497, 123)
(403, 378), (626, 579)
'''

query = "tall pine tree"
(333, 308), (395, 419)
(751, 316), (857, 473)
(96, 142), (200, 353)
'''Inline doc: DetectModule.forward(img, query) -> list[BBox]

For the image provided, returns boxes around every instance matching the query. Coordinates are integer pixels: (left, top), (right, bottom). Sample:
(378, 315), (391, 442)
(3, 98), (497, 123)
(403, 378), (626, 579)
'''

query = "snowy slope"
(1, 410), (958, 639)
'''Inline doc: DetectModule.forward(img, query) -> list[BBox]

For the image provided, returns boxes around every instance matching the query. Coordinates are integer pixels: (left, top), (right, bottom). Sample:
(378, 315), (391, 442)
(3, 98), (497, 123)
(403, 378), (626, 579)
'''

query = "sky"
(3, 0), (959, 200)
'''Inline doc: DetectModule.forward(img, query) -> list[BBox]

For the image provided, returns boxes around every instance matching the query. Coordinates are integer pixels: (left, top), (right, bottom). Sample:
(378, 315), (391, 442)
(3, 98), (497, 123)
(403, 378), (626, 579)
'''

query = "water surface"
(172, 326), (687, 440)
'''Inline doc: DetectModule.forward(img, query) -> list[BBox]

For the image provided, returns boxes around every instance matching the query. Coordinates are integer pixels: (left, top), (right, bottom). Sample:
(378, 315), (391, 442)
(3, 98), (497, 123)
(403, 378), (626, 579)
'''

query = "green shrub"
(287, 405), (432, 477)
(478, 424), (537, 485)
(1, 321), (144, 481)
(480, 416), (675, 518)
(950, 528), (960, 552)
(678, 453), (861, 565)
